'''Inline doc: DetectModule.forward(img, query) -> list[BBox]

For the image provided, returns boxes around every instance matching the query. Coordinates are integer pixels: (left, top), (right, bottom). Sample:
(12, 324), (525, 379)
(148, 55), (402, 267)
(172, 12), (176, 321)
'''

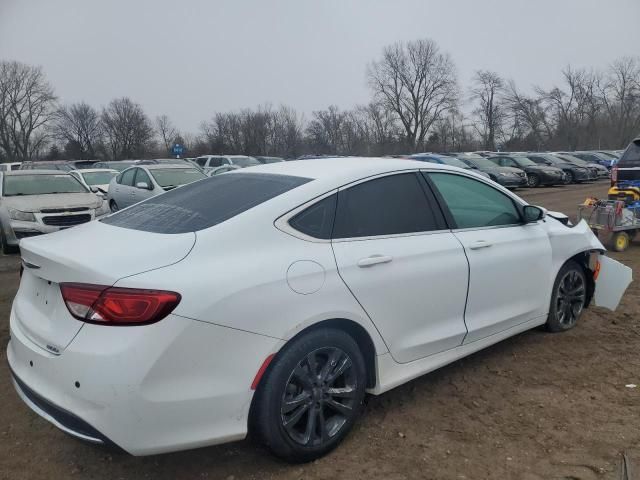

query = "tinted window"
(333, 173), (439, 238)
(196, 157), (207, 167)
(289, 194), (337, 239)
(101, 173), (312, 234)
(209, 157), (223, 167)
(428, 173), (521, 229)
(618, 140), (640, 168)
(119, 168), (136, 186)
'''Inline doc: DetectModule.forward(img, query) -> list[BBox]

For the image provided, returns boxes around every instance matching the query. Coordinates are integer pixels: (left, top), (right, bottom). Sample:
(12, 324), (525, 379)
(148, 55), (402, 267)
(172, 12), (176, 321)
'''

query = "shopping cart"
(577, 198), (640, 251)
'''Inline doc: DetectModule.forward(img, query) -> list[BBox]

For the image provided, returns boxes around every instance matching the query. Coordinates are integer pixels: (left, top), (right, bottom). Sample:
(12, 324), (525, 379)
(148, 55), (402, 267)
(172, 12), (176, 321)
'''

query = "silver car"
(106, 164), (207, 212)
(194, 155), (261, 174)
(0, 170), (109, 254)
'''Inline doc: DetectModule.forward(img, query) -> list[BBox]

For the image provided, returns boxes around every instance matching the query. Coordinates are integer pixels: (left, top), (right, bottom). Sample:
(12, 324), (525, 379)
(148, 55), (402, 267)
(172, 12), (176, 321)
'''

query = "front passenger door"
(426, 172), (552, 343)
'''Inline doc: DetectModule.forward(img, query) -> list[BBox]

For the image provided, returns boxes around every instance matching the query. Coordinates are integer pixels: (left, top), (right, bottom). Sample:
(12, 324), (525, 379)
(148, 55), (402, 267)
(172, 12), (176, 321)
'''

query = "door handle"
(357, 255), (393, 268)
(468, 240), (492, 250)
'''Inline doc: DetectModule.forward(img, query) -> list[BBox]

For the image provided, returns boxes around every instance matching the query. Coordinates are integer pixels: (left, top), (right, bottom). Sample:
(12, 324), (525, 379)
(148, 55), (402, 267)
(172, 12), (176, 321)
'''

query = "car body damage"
(544, 216), (632, 311)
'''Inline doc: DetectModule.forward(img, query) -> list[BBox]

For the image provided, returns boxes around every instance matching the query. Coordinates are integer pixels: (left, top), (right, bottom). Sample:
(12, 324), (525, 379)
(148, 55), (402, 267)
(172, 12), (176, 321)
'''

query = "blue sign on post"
(171, 143), (185, 157)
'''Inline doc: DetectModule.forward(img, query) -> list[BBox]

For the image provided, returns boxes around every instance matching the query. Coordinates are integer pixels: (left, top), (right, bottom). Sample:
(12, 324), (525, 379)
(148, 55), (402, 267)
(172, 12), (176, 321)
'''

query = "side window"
(196, 157), (207, 167)
(428, 173), (521, 229)
(333, 173), (440, 238)
(135, 168), (152, 187)
(500, 158), (516, 168)
(209, 157), (223, 167)
(120, 168), (136, 186)
(221, 158), (231, 165)
(528, 156), (544, 165)
(289, 194), (337, 240)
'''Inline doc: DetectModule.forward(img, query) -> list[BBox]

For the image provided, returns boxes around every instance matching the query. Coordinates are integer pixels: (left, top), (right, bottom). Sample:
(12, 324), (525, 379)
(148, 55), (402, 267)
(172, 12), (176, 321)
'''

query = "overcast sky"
(1, 0), (639, 133)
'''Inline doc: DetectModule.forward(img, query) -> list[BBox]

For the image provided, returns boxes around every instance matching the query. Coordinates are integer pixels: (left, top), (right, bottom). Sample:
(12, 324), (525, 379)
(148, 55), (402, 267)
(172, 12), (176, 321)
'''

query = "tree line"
(1, 38), (639, 163)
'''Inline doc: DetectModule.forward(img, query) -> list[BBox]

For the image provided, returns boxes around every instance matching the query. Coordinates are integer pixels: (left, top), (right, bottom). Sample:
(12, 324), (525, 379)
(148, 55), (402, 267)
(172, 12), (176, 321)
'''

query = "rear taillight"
(60, 283), (181, 326)
(611, 166), (617, 186)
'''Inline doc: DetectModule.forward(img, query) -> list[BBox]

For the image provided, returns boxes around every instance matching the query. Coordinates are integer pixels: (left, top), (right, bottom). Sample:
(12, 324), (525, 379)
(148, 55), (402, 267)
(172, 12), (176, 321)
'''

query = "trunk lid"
(14, 221), (195, 354)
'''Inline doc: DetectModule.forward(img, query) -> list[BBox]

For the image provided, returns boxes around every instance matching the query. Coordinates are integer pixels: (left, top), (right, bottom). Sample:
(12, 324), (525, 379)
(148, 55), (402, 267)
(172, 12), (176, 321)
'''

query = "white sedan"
(8, 158), (631, 461)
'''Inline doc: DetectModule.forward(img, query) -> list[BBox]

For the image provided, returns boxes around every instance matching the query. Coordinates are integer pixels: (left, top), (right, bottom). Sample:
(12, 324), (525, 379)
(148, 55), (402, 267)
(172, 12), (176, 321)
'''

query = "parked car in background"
(552, 153), (609, 179)
(207, 165), (240, 176)
(107, 164), (207, 211)
(255, 156), (285, 164)
(20, 160), (73, 172)
(455, 155), (528, 188)
(564, 151), (615, 169)
(69, 169), (119, 195)
(66, 160), (99, 170)
(409, 153), (491, 179)
(525, 153), (592, 184)
(137, 158), (194, 166)
(8, 158), (630, 462)
(0, 170), (108, 254)
(195, 155), (261, 174)
(489, 155), (565, 187)
(92, 160), (138, 172)
(0, 162), (21, 172)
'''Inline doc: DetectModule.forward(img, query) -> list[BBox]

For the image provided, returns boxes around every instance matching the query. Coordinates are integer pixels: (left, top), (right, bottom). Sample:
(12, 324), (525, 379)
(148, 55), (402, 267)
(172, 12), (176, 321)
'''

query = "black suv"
(612, 137), (640, 187)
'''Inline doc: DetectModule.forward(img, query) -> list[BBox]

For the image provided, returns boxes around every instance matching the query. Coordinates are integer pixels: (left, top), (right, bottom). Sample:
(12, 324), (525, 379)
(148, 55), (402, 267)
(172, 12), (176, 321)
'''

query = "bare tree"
(101, 97), (154, 160)
(470, 70), (505, 150)
(53, 102), (102, 158)
(0, 61), (57, 161)
(502, 81), (552, 150)
(599, 57), (640, 147)
(155, 114), (178, 154)
(367, 38), (458, 152)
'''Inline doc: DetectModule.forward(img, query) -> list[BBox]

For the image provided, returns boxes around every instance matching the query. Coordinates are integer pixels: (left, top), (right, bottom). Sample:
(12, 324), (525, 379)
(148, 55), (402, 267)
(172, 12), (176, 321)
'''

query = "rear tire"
(109, 200), (119, 213)
(546, 261), (587, 332)
(254, 328), (366, 463)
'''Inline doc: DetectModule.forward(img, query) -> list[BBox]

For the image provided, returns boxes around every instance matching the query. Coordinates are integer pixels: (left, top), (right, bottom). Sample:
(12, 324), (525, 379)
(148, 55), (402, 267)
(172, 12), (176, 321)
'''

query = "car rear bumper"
(8, 310), (282, 455)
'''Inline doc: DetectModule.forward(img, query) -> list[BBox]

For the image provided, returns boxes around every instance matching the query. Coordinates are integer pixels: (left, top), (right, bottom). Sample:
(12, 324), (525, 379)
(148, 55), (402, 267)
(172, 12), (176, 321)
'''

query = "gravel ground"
(1, 180), (638, 480)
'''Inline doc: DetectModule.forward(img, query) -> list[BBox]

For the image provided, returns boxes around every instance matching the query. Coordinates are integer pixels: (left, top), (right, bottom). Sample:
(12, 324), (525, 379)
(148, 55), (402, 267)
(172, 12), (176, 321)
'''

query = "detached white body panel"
(6, 158), (632, 456)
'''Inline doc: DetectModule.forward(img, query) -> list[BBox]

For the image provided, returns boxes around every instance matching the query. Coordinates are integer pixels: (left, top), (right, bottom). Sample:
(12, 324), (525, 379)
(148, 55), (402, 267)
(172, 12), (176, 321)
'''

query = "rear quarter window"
(618, 140), (640, 168)
(101, 172), (312, 233)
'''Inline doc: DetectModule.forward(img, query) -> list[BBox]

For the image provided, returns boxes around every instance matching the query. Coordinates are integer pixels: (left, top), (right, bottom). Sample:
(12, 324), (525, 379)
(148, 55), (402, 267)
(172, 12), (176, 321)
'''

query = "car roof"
(70, 168), (118, 174)
(139, 164), (199, 170)
(233, 157), (455, 184)
(2, 169), (68, 176)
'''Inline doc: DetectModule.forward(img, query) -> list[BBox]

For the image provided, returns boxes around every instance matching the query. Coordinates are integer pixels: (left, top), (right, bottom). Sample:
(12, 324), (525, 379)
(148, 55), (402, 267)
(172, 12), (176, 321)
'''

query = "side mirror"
(523, 205), (545, 223)
(89, 186), (99, 193)
(136, 181), (151, 190)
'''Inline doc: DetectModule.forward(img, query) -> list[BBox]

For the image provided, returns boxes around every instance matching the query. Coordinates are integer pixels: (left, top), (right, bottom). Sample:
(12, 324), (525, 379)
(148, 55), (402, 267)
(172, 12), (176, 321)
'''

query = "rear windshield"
(149, 168), (206, 189)
(618, 140), (640, 168)
(2, 174), (87, 196)
(101, 172), (312, 233)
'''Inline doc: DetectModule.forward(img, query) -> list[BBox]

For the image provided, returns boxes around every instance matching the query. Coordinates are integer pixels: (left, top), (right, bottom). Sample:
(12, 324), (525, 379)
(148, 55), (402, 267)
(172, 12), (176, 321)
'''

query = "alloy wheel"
(281, 347), (357, 447)
(555, 270), (586, 328)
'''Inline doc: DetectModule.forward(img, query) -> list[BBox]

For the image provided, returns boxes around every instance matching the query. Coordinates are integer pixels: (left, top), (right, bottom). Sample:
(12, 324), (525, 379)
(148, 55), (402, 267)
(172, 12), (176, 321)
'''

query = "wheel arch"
(562, 251), (596, 308)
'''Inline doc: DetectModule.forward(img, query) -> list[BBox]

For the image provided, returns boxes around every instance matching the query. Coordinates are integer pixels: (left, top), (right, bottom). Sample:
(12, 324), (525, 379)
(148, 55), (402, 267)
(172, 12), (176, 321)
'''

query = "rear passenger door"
(331, 172), (469, 364)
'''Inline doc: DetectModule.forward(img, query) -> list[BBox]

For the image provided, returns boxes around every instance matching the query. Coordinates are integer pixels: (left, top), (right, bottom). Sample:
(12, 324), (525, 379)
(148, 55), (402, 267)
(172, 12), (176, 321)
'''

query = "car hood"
(1, 193), (102, 212)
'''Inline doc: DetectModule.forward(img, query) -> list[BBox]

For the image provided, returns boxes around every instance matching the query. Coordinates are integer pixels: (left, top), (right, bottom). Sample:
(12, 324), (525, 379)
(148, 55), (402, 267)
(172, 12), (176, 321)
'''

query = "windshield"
(231, 156), (261, 167)
(618, 140), (640, 168)
(559, 155), (589, 166)
(512, 156), (536, 166)
(80, 171), (117, 185)
(442, 157), (472, 168)
(149, 168), (207, 188)
(466, 157), (498, 169)
(3, 174), (88, 196)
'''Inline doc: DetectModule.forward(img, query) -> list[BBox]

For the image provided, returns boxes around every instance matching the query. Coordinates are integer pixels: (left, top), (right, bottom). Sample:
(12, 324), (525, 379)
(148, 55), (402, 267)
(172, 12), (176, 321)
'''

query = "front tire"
(527, 173), (541, 188)
(563, 171), (574, 184)
(546, 261), (587, 332)
(254, 328), (366, 463)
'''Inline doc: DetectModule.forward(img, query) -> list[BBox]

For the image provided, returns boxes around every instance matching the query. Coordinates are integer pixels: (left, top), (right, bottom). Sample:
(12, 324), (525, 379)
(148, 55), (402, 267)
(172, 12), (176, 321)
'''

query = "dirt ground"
(1, 180), (638, 480)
